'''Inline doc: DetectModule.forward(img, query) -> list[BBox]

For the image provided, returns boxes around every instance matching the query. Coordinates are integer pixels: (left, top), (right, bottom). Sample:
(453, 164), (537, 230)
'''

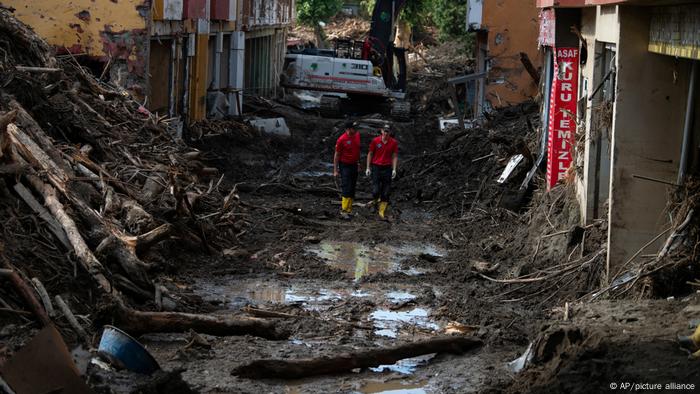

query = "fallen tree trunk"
(0, 268), (51, 326)
(4, 122), (156, 291)
(232, 336), (482, 379)
(109, 305), (288, 340)
(24, 175), (114, 295)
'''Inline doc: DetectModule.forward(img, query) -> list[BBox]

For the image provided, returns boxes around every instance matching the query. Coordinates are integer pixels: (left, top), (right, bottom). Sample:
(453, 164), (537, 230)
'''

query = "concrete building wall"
(2, 0), (150, 93)
(606, 5), (689, 278)
(578, 5), (619, 224)
(481, 0), (542, 108)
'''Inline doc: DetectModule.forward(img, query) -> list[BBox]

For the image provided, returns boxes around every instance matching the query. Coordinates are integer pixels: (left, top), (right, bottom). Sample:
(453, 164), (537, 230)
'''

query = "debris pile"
(613, 178), (700, 298)
(289, 14), (371, 44)
(0, 7), (271, 356)
(397, 102), (537, 216)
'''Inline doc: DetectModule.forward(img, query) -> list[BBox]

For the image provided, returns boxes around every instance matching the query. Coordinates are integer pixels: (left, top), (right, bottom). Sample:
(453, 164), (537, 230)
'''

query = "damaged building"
(1, 0), (295, 122)
(536, 0), (700, 281)
(466, 0), (543, 113)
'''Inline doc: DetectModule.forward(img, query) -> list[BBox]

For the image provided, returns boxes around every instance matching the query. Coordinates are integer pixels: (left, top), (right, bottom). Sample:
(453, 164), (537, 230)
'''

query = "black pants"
(371, 164), (392, 202)
(339, 162), (358, 198)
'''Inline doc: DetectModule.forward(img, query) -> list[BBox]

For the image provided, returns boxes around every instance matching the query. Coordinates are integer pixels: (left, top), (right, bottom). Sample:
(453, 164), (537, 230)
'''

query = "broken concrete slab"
(248, 117), (291, 138)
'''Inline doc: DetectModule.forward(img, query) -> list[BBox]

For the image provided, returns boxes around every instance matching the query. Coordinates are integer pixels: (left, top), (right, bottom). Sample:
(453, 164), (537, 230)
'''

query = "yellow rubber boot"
(692, 348), (700, 359)
(691, 325), (700, 344)
(341, 197), (349, 213)
(378, 201), (388, 219)
(347, 198), (353, 213)
(678, 325), (700, 355)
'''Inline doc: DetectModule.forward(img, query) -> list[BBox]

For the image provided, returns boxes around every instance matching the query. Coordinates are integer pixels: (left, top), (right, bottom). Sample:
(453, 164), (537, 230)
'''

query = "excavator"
(281, 0), (410, 120)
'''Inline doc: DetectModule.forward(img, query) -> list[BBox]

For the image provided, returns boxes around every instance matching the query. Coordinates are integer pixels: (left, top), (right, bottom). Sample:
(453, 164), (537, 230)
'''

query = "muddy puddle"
(192, 278), (442, 336)
(307, 241), (444, 281)
(371, 309), (440, 338)
(192, 279), (343, 310)
(292, 162), (334, 178)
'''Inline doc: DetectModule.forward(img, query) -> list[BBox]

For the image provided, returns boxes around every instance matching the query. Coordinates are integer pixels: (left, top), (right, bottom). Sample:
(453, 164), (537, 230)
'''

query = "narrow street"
(2, 2), (700, 394)
(136, 102), (542, 393)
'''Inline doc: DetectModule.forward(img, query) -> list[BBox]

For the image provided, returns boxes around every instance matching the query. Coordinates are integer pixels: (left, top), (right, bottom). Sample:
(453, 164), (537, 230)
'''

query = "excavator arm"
(362, 0), (408, 92)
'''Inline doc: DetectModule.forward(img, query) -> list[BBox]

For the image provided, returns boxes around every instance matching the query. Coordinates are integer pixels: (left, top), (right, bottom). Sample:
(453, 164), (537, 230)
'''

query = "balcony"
(241, 0), (294, 30)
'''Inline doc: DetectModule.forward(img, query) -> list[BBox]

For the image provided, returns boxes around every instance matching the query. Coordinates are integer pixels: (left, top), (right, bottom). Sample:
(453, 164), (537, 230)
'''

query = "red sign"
(546, 47), (579, 189)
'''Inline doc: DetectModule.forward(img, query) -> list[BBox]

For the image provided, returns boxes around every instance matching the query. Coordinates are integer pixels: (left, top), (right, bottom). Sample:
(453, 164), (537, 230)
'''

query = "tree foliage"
(359, 0), (467, 42)
(428, 0), (467, 41)
(296, 0), (344, 28)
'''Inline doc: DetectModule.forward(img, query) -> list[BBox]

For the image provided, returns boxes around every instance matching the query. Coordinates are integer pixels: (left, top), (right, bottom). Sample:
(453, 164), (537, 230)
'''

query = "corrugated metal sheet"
(649, 5), (700, 60)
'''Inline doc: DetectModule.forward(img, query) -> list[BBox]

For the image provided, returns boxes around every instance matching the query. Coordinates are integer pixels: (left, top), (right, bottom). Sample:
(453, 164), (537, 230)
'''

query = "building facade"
(467, 0), (543, 110)
(1, 0), (295, 122)
(536, 0), (700, 281)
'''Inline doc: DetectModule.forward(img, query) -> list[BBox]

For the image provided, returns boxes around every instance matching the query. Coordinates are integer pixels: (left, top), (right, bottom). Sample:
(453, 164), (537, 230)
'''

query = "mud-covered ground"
(1, 9), (697, 393)
(124, 94), (700, 393)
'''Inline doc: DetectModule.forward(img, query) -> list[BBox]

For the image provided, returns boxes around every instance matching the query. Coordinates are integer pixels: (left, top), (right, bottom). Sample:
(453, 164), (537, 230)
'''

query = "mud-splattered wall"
(482, 0), (541, 108)
(2, 0), (150, 93)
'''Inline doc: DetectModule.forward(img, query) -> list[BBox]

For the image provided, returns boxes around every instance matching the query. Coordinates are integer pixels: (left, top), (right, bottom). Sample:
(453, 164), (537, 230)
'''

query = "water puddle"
(370, 308), (440, 338)
(192, 279), (343, 310)
(359, 379), (429, 394)
(293, 162), (334, 178)
(308, 241), (443, 281)
(370, 354), (436, 375)
(192, 278), (425, 312)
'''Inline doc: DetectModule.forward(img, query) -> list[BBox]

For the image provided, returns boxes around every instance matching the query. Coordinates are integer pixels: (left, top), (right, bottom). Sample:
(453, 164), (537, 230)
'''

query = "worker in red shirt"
(365, 124), (398, 220)
(333, 121), (361, 219)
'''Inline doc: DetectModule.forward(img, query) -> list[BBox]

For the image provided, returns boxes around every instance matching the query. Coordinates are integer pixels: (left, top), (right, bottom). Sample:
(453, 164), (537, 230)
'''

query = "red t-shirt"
(335, 131), (360, 164)
(369, 136), (398, 166)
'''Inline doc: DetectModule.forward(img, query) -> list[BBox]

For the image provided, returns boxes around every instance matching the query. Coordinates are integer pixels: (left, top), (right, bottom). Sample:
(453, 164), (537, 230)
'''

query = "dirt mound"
(594, 178), (700, 301)
(499, 299), (700, 394)
(396, 102), (538, 217)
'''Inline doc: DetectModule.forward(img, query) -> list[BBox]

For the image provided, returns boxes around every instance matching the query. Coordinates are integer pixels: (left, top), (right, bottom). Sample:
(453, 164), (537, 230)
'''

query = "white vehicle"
(280, 0), (410, 120)
(281, 49), (410, 120)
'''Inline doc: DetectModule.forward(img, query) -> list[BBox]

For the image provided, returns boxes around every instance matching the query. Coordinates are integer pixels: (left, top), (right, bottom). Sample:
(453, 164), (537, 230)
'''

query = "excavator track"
(320, 96), (342, 118)
(390, 100), (411, 121)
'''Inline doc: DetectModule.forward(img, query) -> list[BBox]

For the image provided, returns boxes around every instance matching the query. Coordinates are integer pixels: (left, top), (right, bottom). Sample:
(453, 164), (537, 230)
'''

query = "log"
(54, 295), (90, 343)
(232, 336), (483, 379)
(13, 183), (71, 249)
(0, 9), (54, 68)
(141, 165), (168, 201)
(109, 305), (287, 340)
(5, 124), (68, 194)
(5, 123), (151, 292)
(0, 163), (28, 174)
(15, 66), (61, 73)
(0, 268), (51, 326)
(24, 175), (113, 294)
(8, 103), (70, 173)
(96, 235), (152, 289)
(31, 277), (55, 317)
(132, 223), (174, 254)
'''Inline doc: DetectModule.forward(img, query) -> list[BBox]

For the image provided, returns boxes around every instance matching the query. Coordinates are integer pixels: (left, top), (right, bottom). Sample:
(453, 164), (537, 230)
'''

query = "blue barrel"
(98, 325), (160, 374)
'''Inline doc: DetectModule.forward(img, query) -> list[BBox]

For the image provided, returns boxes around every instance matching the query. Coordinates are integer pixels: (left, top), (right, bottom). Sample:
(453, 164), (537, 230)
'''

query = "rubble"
(0, 7), (697, 394)
(0, 5), (272, 371)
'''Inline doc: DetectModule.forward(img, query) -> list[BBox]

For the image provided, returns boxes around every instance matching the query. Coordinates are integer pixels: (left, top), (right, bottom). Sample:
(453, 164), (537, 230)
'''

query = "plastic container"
(97, 325), (160, 374)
